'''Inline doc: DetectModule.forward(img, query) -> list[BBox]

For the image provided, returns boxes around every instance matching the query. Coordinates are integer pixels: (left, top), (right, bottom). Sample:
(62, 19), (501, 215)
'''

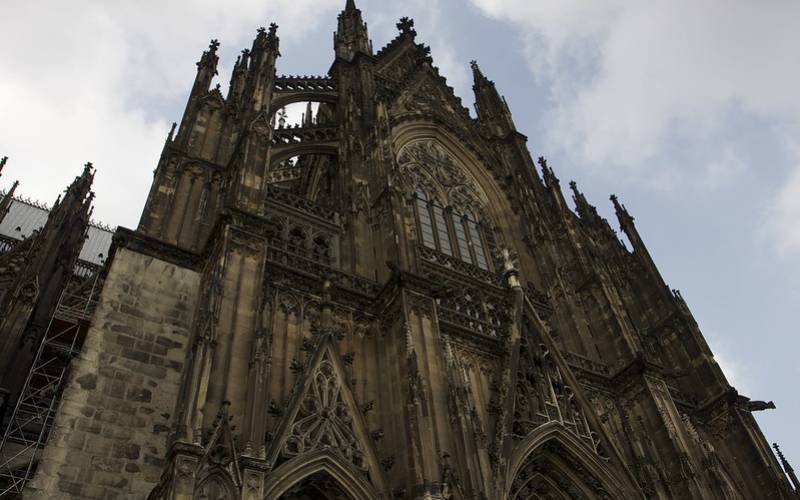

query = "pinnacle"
(470, 60), (487, 83)
(344, 0), (357, 12)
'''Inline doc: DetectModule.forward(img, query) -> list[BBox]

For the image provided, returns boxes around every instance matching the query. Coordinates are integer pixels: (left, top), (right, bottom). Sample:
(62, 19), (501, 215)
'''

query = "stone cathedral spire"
(0, 163), (94, 410)
(471, 60), (516, 137)
(335, 0), (372, 60)
(21, 4), (796, 500)
(0, 156), (19, 225)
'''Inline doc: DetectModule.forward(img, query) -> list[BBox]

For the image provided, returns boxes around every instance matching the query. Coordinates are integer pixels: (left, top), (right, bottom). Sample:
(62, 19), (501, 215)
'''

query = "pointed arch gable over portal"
(504, 422), (631, 500)
(263, 333), (388, 499)
(263, 448), (381, 500)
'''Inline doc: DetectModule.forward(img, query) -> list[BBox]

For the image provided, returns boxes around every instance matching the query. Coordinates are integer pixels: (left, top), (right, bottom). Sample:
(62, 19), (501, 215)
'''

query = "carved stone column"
(240, 457), (270, 500)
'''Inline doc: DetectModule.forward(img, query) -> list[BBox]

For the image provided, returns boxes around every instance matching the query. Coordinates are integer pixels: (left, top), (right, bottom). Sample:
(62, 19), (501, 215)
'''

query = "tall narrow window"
(416, 195), (436, 249)
(453, 217), (472, 264)
(433, 205), (453, 255)
(467, 220), (489, 270)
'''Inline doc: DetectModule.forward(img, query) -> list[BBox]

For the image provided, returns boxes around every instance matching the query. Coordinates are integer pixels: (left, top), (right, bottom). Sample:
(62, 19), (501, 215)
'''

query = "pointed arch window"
(415, 193), (436, 249)
(432, 204), (454, 256)
(414, 192), (492, 271)
(467, 219), (489, 270)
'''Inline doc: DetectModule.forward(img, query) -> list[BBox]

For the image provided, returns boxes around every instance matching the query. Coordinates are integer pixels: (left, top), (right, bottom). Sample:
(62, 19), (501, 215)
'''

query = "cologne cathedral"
(0, 2), (797, 499)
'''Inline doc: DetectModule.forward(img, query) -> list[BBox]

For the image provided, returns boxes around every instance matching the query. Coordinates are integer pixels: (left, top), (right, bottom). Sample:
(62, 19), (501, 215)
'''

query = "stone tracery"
(281, 357), (369, 473)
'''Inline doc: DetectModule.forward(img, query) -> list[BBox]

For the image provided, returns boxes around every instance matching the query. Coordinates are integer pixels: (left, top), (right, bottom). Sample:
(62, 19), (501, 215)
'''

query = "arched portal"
(505, 423), (628, 500)
(263, 449), (382, 500)
(277, 471), (352, 500)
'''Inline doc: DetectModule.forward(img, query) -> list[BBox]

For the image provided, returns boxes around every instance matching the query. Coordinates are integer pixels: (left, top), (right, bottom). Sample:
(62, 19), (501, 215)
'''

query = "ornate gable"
(196, 402), (242, 491)
(265, 333), (387, 494)
(391, 68), (471, 124)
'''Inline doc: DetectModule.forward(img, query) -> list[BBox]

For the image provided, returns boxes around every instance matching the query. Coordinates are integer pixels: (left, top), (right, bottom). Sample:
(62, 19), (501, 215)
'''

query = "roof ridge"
(0, 189), (115, 233)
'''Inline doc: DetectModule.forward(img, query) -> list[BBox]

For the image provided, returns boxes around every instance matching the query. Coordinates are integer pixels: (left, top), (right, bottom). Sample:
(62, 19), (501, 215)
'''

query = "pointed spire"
(335, 0), (372, 60)
(227, 48), (251, 107)
(0, 180), (19, 225)
(569, 180), (601, 223)
(471, 60), (515, 136)
(610, 193), (634, 227)
(303, 101), (314, 127)
(197, 38), (220, 74)
(470, 60), (487, 83)
(539, 156), (560, 189)
(773, 443), (800, 492)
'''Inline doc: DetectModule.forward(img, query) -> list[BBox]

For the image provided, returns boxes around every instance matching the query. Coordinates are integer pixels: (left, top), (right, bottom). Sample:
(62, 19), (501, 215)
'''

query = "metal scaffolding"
(0, 267), (102, 497)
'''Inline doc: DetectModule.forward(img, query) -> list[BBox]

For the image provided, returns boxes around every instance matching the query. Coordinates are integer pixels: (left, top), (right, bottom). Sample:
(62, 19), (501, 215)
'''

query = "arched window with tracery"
(400, 140), (496, 273)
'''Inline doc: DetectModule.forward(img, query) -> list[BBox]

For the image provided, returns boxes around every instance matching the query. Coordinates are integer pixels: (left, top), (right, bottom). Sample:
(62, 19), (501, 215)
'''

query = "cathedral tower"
(25, 3), (795, 499)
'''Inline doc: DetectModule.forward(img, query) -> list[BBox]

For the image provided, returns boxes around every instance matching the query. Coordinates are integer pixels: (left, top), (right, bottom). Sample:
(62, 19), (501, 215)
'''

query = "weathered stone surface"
(26, 247), (199, 499)
(18, 3), (795, 500)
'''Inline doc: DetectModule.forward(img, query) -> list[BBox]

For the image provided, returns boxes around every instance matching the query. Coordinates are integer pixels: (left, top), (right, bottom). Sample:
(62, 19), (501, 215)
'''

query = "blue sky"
(1, 0), (798, 469)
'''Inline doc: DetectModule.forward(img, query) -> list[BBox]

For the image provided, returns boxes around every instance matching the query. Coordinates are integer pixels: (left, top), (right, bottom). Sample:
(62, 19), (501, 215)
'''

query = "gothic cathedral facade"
(21, 2), (795, 499)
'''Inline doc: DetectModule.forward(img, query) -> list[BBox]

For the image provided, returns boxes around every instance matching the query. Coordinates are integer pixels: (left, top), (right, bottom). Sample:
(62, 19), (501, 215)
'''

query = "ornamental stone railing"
(418, 245), (503, 287)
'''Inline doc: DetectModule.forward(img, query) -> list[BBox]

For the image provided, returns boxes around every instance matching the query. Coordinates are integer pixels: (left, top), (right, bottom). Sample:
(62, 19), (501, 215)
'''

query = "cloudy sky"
(2, 0), (798, 471)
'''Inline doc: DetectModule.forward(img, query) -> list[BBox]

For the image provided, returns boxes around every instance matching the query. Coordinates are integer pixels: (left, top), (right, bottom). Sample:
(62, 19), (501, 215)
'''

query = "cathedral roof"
(0, 194), (113, 265)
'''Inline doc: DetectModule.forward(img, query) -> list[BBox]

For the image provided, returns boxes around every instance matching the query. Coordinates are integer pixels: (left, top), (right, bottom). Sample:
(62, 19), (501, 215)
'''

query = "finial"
(214, 83), (221, 92)
(773, 443), (800, 491)
(345, 0), (357, 12)
(610, 194), (635, 225)
(167, 122), (177, 142)
(397, 17), (415, 36)
(610, 194), (629, 215)
(84, 161), (93, 173)
(268, 22), (278, 36)
(538, 156), (547, 169)
(209, 39), (220, 52)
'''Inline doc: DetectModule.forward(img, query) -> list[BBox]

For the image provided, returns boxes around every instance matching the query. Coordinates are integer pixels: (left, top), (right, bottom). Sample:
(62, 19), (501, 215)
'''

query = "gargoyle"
(746, 400), (776, 412)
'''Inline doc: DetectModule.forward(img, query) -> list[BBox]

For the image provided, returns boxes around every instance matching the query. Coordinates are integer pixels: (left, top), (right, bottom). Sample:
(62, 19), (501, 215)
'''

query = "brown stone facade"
(27, 248), (199, 498)
(22, 2), (796, 499)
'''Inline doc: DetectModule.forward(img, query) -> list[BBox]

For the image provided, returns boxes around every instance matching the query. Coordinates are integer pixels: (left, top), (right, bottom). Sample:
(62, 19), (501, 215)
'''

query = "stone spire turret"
(0, 162), (95, 411)
(243, 23), (280, 113)
(0, 157), (19, 225)
(471, 60), (516, 137)
(334, 0), (372, 61)
(175, 39), (220, 145)
(773, 443), (800, 493)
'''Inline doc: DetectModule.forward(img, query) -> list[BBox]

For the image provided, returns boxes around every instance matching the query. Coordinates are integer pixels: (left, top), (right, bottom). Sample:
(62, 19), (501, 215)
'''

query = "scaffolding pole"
(0, 270), (100, 497)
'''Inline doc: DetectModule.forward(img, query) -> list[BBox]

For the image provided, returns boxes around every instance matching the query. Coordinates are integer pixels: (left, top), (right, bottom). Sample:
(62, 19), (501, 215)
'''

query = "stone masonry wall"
(26, 248), (200, 499)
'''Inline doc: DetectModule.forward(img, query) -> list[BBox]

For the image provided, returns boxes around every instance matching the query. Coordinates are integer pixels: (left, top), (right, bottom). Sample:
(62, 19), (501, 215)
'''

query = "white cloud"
(765, 160), (800, 255)
(469, 0), (800, 251)
(470, 0), (800, 169)
(706, 332), (751, 395)
(702, 147), (747, 190)
(0, 0), (340, 228)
